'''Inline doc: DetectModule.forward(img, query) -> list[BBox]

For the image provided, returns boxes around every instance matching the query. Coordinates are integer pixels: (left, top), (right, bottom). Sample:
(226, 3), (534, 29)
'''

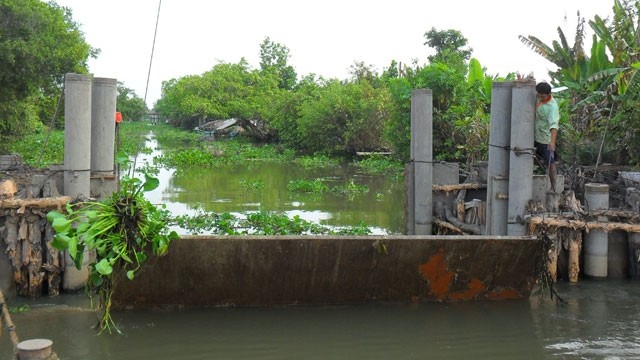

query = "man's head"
(536, 82), (552, 95)
(536, 82), (552, 102)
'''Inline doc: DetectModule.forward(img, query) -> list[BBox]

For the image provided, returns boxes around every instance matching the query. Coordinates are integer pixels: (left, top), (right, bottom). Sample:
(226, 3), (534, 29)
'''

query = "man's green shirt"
(535, 97), (559, 144)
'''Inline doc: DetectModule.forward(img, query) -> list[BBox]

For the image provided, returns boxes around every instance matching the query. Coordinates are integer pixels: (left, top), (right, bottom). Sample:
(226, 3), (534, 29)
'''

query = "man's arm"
(549, 128), (558, 151)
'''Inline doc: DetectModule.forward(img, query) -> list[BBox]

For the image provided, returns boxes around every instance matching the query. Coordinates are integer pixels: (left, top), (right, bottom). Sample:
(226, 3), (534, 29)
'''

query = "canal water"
(2, 280), (640, 359)
(139, 134), (405, 235)
(5, 133), (640, 359)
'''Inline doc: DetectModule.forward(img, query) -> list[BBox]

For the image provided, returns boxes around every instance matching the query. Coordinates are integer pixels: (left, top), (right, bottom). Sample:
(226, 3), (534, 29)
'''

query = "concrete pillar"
(17, 339), (54, 360)
(608, 230), (628, 279)
(411, 89), (433, 235)
(64, 73), (92, 198)
(629, 232), (640, 279)
(91, 77), (117, 175)
(532, 175), (564, 204)
(486, 81), (512, 235)
(62, 248), (92, 292)
(584, 183), (609, 278)
(507, 80), (536, 236)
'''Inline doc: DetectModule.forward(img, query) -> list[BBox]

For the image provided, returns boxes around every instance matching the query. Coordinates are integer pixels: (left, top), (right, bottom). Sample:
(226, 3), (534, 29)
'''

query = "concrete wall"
(113, 235), (541, 309)
(532, 175), (565, 203)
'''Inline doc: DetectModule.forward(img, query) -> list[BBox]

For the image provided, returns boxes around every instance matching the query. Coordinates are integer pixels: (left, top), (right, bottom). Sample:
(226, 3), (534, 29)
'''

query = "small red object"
(115, 112), (123, 123)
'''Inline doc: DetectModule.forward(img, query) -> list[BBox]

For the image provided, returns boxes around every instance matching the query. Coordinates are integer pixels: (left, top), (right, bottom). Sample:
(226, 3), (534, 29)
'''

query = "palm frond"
(518, 35), (555, 61)
(556, 27), (573, 57)
(587, 67), (626, 83)
(551, 40), (573, 68)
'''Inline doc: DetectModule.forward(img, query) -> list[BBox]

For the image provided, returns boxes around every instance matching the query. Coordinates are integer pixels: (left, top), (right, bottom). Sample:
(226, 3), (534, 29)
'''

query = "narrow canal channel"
(3, 280), (640, 359)
(4, 133), (640, 359)
(138, 133), (406, 235)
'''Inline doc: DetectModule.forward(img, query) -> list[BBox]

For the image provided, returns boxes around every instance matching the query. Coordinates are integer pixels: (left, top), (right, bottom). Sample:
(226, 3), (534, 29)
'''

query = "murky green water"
(138, 134), (406, 235)
(3, 280), (640, 359)
(8, 133), (640, 359)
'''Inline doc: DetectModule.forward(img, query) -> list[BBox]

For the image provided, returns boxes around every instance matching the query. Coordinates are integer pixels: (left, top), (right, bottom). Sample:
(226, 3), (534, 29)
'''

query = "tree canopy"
(0, 0), (96, 146)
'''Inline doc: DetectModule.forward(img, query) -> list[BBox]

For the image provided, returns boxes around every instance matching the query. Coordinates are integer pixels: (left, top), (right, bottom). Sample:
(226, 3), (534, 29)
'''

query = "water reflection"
(530, 280), (640, 359)
(6, 280), (640, 359)
(135, 134), (405, 234)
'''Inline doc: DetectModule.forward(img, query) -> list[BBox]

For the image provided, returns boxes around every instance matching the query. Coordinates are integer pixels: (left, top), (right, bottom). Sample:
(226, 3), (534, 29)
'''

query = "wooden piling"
(566, 229), (582, 284)
(0, 289), (20, 358)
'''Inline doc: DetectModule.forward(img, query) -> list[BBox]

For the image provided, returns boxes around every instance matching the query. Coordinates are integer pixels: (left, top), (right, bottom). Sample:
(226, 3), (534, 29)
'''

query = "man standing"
(535, 82), (560, 192)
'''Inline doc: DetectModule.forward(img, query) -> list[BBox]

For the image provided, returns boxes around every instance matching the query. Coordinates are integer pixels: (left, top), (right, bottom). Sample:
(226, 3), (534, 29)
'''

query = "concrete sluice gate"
(113, 235), (542, 309)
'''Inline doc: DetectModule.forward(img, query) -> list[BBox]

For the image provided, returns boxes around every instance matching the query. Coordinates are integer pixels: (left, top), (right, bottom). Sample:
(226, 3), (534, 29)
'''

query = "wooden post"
(0, 289), (20, 357)
(567, 229), (582, 284)
(547, 230), (559, 282)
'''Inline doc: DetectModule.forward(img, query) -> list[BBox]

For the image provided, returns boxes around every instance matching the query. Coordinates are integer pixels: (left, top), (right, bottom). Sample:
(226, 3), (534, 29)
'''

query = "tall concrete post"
(486, 81), (513, 235)
(64, 73), (92, 198)
(91, 77), (117, 175)
(584, 183), (610, 278)
(507, 80), (536, 236)
(410, 89), (433, 235)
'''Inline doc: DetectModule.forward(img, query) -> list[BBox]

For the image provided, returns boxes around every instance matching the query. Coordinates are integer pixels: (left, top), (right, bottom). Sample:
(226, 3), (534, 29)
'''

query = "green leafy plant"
(171, 209), (373, 236)
(8, 304), (30, 314)
(287, 179), (330, 194)
(239, 179), (265, 190)
(331, 180), (370, 200)
(46, 167), (179, 334)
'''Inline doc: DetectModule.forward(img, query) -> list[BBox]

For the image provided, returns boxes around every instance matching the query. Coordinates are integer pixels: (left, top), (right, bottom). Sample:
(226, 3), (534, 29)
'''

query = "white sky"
(54, 0), (614, 108)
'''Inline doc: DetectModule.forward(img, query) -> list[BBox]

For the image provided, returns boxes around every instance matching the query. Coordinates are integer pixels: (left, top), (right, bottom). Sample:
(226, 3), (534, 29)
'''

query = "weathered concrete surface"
(113, 235), (542, 309)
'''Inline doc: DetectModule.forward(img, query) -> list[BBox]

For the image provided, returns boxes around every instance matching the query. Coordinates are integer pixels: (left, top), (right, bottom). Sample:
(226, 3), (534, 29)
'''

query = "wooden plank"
(0, 196), (71, 210)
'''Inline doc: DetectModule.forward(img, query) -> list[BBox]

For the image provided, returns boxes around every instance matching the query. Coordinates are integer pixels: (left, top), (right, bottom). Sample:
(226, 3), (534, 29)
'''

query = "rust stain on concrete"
(418, 249), (454, 300)
(449, 278), (486, 300)
(419, 248), (505, 301)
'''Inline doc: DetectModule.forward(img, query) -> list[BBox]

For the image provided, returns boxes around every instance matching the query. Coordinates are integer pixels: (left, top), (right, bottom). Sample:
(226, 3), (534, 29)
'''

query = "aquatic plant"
(295, 154), (340, 168)
(171, 209), (371, 236)
(354, 155), (403, 174)
(239, 179), (266, 190)
(331, 179), (369, 200)
(46, 157), (178, 334)
(287, 179), (330, 194)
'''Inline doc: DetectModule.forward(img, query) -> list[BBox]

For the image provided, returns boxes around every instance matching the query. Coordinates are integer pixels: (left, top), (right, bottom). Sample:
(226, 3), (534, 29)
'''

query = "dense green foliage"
(156, 60), (281, 131)
(116, 83), (148, 122)
(0, 0), (95, 149)
(155, 30), (499, 164)
(172, 209), (371, 236)
(5, 0), (639, 169)
(259, 36), (297, 90)
(520, 0), (640, 165)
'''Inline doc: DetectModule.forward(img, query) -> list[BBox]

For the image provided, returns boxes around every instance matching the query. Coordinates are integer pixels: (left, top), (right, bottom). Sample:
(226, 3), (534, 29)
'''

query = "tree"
(295, 79), (391, 155)
(0, 0), (96, 147)
(588, 0), (640, 164)
(259, 37), (297, 90)
(384, 31), (495, 164)
(156, 60), (281, 134)
(116, 83), (148, 122)
(348, 61), (382, 87)
(424, 28), (472, 72)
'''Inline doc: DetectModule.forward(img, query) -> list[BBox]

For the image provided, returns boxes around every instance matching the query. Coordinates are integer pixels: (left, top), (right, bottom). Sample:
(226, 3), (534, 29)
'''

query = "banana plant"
(519, 3), (640, 163)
